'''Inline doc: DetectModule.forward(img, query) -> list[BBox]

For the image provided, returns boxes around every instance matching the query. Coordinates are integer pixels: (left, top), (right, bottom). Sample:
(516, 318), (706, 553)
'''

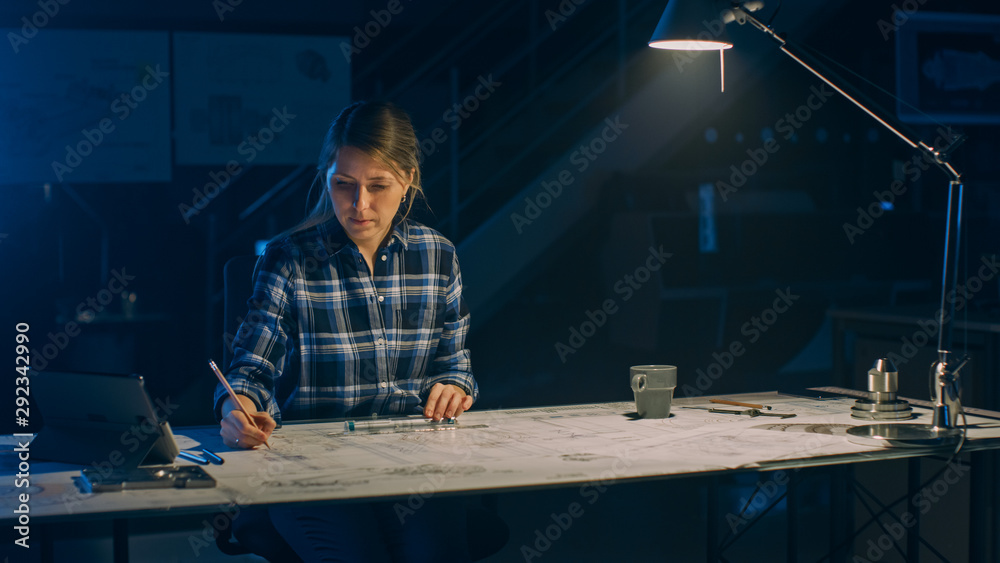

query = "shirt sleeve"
(214, 244), (298, 424)
(421, 251), (479, 403)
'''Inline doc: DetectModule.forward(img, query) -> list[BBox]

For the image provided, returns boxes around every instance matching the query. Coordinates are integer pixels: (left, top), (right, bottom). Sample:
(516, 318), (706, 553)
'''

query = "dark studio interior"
(2, 0), (999, 561)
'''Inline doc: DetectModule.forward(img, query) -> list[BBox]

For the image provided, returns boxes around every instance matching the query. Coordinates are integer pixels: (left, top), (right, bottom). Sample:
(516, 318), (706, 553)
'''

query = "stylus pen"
(201, 448), (225, 465)
(209, 359), (271, 449)
(178, 451), (209, 465)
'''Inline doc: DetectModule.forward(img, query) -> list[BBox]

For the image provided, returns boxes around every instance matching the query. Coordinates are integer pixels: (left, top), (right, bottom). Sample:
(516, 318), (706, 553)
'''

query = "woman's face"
(326, 145), (411, 253)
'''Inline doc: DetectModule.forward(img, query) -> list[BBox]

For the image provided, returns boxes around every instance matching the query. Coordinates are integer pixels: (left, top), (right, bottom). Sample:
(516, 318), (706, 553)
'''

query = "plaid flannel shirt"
(215, 218), (478, 424)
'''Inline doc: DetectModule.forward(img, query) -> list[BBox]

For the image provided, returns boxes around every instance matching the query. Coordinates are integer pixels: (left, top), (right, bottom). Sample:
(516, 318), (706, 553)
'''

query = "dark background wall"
(2, 0), (999, 432)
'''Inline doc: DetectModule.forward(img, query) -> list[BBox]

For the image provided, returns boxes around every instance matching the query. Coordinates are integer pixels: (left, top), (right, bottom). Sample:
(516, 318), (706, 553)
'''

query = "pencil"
(709, 399), (772, 410)
(209, 359), (271, 449)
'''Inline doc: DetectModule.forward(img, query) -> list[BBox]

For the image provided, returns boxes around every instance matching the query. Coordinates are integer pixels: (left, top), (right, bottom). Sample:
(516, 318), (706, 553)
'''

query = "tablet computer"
(27, 369), (179, 469)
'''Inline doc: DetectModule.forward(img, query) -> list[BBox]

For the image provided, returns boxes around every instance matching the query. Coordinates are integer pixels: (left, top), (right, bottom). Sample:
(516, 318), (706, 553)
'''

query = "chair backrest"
(222, 255), (261, 370)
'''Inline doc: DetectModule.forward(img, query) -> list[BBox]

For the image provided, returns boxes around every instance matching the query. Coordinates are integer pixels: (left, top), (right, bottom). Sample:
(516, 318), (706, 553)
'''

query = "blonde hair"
(279, 101), (423, 240)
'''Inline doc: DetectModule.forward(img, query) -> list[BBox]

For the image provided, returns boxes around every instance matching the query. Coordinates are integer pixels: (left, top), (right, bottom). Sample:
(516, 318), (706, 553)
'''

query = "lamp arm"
(730, 9), (962, 183)
(730, 7), (968, 421)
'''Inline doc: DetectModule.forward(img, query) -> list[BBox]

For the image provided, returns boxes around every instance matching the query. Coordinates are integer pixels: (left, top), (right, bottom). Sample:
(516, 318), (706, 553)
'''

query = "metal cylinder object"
(867, 357), (897, 392)
(851, 357), (913, 420)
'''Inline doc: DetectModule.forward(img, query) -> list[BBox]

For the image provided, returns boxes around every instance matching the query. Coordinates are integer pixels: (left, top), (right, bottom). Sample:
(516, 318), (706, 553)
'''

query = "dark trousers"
(268, 497), (471, 563)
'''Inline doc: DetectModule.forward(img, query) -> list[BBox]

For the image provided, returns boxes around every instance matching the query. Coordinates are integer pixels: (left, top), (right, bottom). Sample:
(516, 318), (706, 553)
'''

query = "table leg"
(829, 465), (853, 561)
(994, 450), (999, 561)
(707, 476), (719, 563)
(41, 522), (54, 562)
(787, 473), (797, 563)
(113, 518), (128, 563)
(907, 457), (920, 562)
(969, 450), (993, 561)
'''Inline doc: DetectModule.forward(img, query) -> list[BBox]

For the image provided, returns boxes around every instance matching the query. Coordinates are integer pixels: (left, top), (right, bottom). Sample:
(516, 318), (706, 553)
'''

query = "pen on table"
(709, 399), (772, 410)
(209, 359), (271, 449)
(201, 448), (225, 465)
(178, 451), (209, 465)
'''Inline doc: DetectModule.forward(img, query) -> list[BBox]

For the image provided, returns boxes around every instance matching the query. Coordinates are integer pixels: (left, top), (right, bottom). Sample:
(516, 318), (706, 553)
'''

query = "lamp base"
(850, 398), (913, 420)
(846, 423), (963, 448)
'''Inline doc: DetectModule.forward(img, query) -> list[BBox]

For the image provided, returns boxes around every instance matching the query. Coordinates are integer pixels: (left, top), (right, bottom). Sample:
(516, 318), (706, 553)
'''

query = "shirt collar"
(388, 219), (409, 251)
(318, 218), (409, 257)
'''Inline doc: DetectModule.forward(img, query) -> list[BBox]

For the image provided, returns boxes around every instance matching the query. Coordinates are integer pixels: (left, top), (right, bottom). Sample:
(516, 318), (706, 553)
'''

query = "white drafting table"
(4, 389), (1000, 523)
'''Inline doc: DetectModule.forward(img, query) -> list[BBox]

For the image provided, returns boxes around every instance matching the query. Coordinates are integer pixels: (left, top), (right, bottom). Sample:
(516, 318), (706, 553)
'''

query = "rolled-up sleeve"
(422, 252), (479, 403)
(214, 245), (298, 424)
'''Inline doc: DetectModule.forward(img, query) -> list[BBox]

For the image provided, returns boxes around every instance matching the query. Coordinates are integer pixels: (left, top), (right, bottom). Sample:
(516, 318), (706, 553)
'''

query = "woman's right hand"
(220, 395), (276, 449)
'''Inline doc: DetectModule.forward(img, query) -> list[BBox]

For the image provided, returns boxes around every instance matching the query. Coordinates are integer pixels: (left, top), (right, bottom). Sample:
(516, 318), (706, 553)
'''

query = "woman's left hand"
(424, 383), (474, 420)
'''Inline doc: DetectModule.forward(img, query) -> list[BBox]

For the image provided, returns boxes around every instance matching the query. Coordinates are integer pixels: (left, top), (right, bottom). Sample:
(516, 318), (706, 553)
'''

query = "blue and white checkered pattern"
(215, 219), (477, 424)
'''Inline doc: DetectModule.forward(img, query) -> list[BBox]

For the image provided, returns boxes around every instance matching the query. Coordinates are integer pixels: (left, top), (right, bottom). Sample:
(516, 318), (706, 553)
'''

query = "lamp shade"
(649, 0), (733, 50)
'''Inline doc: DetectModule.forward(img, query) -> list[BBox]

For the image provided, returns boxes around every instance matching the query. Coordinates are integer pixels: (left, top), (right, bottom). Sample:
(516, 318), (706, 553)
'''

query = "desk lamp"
(648, 0), (969, 447)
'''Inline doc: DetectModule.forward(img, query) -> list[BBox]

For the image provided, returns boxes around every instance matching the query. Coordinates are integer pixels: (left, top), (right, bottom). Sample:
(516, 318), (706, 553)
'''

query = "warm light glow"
(648, 40), (732, 51)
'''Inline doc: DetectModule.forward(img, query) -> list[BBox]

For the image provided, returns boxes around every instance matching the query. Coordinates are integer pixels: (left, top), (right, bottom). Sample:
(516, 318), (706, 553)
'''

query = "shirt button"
(380, 255), (387, 262)
(377, 295), (384, 302)
(377, 337), (384, 345)
(379, 382), (388, 389)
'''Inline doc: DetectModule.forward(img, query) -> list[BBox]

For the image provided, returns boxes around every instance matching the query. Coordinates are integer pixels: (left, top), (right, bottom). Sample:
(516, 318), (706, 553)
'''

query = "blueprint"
(5, 393), (1000, 518)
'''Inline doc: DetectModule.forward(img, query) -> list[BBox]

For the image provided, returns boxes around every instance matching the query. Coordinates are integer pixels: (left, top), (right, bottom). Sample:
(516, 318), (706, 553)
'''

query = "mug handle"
(631, 373), (647, 393)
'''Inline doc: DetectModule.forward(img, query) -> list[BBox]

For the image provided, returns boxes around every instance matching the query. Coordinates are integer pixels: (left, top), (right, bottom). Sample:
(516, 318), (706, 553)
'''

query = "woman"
(216, 101), (478, 562)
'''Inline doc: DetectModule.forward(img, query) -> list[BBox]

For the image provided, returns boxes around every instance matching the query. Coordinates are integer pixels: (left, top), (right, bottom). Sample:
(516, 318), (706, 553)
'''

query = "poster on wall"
(0, 30), (171, 185)
(896, 12), (1000, 124)
(172, 32), (350, 166)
